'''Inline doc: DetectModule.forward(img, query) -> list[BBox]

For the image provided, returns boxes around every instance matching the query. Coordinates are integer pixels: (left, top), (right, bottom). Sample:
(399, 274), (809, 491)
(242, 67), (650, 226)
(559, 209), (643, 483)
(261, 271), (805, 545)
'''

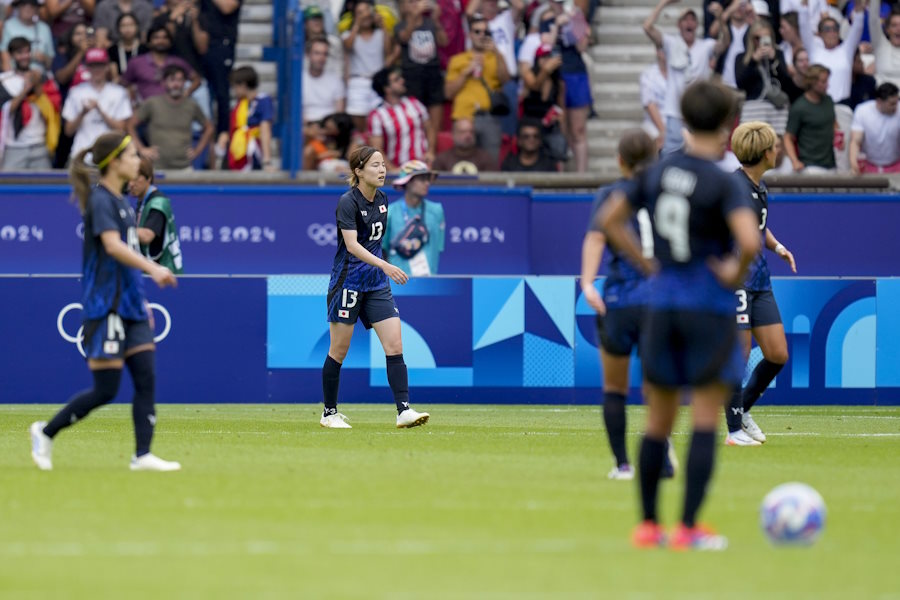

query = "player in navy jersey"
(601, 81), (761, 550)
(30, 132), (180, 472)
(724, 122), (797, 446)
(320, 146), (430, 429)
(581, 129), (677, 481)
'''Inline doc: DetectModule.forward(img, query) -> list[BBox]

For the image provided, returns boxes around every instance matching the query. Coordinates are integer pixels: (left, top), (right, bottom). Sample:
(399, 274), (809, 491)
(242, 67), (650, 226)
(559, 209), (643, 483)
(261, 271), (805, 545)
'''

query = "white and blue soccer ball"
(760, 482), (826, 545)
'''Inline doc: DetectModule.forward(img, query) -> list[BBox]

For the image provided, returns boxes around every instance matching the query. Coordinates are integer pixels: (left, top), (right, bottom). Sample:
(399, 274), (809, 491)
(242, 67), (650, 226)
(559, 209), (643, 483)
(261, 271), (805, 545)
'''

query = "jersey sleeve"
(336, 194), (358, 231)
(89, 192), (121, 237)
(722, 172), (754, 216)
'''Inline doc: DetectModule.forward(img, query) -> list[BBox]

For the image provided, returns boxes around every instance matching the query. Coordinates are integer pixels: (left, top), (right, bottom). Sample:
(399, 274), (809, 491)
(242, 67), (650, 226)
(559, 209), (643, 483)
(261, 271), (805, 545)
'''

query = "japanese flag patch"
(737, 314), (750, 324)
(379, 204), (387, 213)
(338, 310), (350, 319)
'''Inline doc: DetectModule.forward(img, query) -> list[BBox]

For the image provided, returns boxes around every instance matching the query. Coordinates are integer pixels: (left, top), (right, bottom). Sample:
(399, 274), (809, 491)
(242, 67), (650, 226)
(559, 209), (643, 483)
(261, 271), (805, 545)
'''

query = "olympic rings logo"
(57, 303), (172, 357)
(307, 223), (338, 246)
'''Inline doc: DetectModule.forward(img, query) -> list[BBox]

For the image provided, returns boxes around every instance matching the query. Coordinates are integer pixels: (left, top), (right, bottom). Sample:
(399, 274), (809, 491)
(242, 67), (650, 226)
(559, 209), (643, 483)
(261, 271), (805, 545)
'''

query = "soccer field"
(1, 405), (898, 599)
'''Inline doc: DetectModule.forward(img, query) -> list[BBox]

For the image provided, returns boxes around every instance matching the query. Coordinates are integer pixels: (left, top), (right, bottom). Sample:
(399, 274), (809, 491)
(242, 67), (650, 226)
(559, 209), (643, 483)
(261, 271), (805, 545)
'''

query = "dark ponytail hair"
(70, 132), (131, 213)
(347, 145), (380, 188)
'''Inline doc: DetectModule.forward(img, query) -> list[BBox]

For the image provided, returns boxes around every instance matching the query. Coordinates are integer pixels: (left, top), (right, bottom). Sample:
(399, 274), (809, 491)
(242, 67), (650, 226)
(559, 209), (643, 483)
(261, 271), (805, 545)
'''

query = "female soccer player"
(30, 132), (180, 472)
(601, 81), (761, 550)
(580, 129), (676, 481)
(320, 146), (430, 429)
(724, 122), (797, 446)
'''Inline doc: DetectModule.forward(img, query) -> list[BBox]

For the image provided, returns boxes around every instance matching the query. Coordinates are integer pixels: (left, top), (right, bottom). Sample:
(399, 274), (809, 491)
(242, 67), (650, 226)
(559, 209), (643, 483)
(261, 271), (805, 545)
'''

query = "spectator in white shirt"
(302, 37), (346, 124)
(849, 81), (900, 173)
(640, 48), (667, 148)
(61, 47), (132, 157)
(798, 0), (866, 102)
(644, 0), (732, 154)
(868, 0), (900, 87)
(717, 0), (755, 88)
(341, 0), (392, 132)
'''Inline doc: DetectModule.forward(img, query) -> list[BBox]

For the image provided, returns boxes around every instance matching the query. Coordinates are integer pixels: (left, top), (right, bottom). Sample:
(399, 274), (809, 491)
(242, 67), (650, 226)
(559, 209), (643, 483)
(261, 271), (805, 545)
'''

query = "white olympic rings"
(57, 303), (172, 357)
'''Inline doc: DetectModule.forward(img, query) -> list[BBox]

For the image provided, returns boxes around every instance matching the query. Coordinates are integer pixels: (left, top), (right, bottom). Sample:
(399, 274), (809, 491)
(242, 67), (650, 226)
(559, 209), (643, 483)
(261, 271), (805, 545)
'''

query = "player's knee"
(768, 347), (789, 365)
(127, 351), (156, 394)
(329, 344), (350, 362)
(382, 341), (403, 355)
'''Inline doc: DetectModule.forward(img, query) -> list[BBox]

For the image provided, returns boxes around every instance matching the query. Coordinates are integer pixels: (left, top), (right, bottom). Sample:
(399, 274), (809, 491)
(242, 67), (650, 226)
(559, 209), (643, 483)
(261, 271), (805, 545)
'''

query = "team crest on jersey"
(361, 210), (367, 216)
(338, 309), (349, 318)
(379, 205), (387, 213)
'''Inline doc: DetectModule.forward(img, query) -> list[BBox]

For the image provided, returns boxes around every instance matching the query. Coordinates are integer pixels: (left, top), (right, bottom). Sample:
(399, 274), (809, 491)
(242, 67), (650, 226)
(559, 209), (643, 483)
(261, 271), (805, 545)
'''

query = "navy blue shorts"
(403, 67), (445, 107)
(640, 310), (744, 387)
(595, 305), (645, 356)
(562, 72), (592, 109)
(82, 314), (154, 360)
(327, 285), (398, 329)
(735, 289), (782, 330)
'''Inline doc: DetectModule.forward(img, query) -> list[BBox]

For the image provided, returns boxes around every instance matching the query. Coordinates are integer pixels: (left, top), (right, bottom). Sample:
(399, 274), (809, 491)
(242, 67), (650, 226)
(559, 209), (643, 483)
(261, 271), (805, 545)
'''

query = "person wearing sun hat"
(382, 159), (445, 276)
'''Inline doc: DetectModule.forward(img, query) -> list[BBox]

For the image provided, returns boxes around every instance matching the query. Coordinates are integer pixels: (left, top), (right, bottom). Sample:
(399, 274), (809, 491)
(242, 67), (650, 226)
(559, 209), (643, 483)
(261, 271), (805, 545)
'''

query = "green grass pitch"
(1, 404), (898, 599)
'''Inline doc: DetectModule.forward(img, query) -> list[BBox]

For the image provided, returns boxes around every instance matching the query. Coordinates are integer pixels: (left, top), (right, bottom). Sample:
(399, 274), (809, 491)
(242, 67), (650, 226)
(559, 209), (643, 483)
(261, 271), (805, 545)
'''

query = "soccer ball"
(760, 482), (826, 545)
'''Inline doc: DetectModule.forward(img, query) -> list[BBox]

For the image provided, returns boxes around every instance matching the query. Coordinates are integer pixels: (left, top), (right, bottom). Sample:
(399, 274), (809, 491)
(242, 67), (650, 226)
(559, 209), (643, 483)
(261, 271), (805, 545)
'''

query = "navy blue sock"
(43, 369), (122, 438)
(742, 359), (784, 412)
(726, 384), (744, 433)
(386, 354), (410, 414)
(682, 430), (716, 528)
(638, 435), (667, 523)
(322, 355), (341, 416)
(126, 351), (156, 457)
(602, 392), (628, 467)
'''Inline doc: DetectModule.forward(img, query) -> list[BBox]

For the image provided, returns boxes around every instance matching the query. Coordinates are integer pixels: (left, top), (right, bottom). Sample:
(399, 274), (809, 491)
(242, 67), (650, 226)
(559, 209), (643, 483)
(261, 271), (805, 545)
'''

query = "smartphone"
(760, 35), (772, 48)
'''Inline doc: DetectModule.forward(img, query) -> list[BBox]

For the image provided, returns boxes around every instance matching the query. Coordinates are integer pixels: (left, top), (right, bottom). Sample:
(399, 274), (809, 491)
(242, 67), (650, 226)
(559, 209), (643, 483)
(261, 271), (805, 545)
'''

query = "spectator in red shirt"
(368, 66), (433, 170)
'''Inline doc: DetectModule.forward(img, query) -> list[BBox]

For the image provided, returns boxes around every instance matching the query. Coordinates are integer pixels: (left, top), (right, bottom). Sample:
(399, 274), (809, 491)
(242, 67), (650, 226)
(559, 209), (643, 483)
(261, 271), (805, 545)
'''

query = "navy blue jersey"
(588, 179), (649, 308)
(734, 169), (772, 292)
(81, 184), (147, 321)
(627, 152), (752, 314)
(329, 187), (390, 293)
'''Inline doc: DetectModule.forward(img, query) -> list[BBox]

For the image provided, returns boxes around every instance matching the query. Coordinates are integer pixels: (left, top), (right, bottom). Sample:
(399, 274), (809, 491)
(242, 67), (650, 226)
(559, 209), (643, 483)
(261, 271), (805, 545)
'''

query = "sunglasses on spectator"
(471, 28), (489, 35)
(820, 25), (839, 32)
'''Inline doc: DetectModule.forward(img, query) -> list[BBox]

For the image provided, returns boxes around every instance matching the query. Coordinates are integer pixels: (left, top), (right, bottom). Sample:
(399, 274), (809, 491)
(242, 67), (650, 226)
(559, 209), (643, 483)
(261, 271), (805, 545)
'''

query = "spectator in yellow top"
(443, 13), (508, 162)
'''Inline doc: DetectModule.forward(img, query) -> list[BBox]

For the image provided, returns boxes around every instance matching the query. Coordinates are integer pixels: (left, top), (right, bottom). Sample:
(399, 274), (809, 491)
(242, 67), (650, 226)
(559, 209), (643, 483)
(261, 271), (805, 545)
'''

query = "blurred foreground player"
(601, 81), (760, 550)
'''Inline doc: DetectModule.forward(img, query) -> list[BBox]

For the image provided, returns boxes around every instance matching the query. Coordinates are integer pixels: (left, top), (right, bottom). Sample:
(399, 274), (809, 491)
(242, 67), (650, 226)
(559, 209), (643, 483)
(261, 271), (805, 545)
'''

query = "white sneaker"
(741, 412), (767, 443)
(30, 421), (53, 471)
(320, 412), (352, 429)
(396, 408), (429, 429)
(130, 453), (181, 471)
(608, 464), (634, 480)
(725, 430), (762, 446)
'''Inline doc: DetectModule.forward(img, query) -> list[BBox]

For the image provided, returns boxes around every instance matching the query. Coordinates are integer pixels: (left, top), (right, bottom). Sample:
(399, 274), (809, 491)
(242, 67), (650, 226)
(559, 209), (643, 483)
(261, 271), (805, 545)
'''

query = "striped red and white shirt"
(367, 96), (429, 166)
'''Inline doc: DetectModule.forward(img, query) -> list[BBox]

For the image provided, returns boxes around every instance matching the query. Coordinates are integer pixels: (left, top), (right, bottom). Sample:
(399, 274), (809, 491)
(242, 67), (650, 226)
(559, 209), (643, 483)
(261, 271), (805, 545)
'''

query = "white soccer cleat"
(320, 412), (352, 429)
(741, 412), (767, 443)
(396, 408), (429, 429)
(30, 421), (53, 471)
(725, 430), (762, 446)
(608, 464), (634, 481)
(130, 453), (182, 472)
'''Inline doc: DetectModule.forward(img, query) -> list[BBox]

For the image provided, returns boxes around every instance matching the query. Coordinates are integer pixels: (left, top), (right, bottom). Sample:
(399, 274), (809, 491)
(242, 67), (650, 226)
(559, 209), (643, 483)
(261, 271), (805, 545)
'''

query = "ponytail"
(70, 148), (94, 214)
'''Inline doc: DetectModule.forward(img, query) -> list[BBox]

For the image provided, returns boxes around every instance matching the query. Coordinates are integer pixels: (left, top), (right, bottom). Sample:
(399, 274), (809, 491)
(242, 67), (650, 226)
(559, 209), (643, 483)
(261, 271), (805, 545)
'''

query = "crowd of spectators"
(303, 0), (597, 175)
(3, 0), (899, 175)
(640, 0), (900, 174)
(0, 0), (273, 172)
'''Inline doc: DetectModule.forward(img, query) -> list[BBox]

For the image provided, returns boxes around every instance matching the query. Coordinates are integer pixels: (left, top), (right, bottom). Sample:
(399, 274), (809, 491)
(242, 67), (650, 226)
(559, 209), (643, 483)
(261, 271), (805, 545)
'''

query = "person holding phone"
(736, 21), (796, 132)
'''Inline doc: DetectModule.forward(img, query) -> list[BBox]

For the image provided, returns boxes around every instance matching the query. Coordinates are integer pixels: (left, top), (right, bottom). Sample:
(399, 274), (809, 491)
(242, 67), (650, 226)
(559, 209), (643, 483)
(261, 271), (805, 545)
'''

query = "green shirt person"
(383, 160), (445, 276)
(128, 157), (184, 274)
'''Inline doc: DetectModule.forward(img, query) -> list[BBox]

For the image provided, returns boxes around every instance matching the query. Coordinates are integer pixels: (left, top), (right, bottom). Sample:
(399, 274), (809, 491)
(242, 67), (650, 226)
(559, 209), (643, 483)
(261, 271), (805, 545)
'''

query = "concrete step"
(590, 103), (643, 121)
(587, 119), (644, 136)
(241, 3), (273, 21)
(589, 43), (658, 64)
(591, 81), (640, 103)
(595, 5), (703, 28)
(236, 44), (264, 61)
(593, 23), (678, 46)
(238, 22), (272, 45)
(589, 62), (648, 83)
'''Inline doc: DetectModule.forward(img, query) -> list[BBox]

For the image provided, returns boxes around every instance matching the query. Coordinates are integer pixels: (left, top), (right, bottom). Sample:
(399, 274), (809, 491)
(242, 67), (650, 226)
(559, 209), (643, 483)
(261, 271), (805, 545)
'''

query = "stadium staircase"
(587, 0), (704, 176)
(236, 0), (278, 98)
